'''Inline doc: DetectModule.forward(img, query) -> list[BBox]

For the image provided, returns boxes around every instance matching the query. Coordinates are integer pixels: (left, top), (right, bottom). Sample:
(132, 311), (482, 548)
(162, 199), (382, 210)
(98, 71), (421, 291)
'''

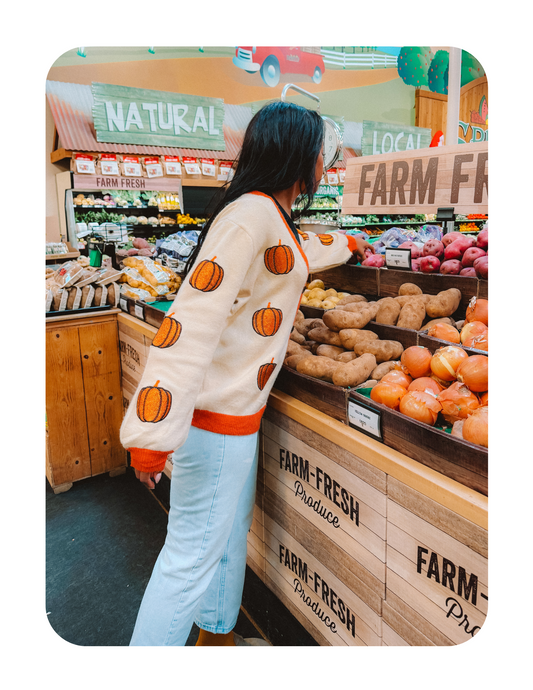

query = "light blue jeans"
(130, 426), (260, 646)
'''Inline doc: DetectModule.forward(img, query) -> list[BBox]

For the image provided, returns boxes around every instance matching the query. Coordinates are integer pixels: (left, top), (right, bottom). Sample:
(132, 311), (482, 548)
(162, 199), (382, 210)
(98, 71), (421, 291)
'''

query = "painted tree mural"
(397, 47), (433, 87)
(428, 50), (449, 94)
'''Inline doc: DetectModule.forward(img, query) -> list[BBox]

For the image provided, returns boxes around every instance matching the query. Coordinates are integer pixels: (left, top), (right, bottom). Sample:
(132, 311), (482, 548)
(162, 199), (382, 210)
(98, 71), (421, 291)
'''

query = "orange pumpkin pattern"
(252, 303), (283, 337)
(299, 232), (309, 241)
(257, 358), (276, 391)
(189, 256), (224, 292)
(264, 240), (295, 275)
(137, 380), (172, 423)
(152, 312), (182, 349)
(317, 233), (334, 246)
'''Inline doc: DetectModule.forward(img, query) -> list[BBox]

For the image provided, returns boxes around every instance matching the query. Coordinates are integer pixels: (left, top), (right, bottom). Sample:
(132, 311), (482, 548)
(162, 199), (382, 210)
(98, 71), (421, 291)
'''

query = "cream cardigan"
(120, 191), (358, 474)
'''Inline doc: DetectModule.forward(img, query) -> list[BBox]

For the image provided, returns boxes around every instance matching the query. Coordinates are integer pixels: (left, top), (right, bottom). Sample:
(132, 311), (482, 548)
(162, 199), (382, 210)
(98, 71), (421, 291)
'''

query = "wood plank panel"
(382, 601), (434, 646)
(381, 619), (409, 646)
(384, 588), (453, 646)
(309, 264), (379, 296)
(46, 326), (92, 485)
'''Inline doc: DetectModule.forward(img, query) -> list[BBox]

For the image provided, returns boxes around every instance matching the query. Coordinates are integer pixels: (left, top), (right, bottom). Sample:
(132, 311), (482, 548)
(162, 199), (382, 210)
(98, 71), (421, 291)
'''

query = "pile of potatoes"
(299, 279), (350, 309)
(374, 283), (462, 331)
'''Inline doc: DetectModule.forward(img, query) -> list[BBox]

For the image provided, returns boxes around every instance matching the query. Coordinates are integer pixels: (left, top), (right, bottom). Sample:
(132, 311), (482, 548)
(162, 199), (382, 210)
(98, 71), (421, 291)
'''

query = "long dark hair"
(184, 101), (324, 275)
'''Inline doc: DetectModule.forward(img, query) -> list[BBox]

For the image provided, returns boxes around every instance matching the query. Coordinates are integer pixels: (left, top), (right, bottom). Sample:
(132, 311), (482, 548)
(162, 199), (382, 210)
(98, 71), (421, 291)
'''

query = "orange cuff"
(346, 234), (359, 252)
(128, 447), (171, 474)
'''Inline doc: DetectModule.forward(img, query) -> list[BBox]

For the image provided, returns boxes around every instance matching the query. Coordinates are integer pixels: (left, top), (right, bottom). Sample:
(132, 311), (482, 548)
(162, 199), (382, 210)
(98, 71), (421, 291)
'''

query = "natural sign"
(361, 121), (431, 156)
(92, 82), (225, 150)
(342, 141), (487, 215)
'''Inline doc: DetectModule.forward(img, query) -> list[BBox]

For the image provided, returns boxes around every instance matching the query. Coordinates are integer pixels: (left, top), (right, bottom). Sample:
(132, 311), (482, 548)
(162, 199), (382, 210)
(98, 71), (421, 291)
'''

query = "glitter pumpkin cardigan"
(120, 192), (359, 474)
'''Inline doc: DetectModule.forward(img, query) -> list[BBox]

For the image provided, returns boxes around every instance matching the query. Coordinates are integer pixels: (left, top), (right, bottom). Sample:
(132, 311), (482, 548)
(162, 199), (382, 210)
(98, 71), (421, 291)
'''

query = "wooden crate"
(256, 406), (387, 646)
(274, 366), (348, 424)
(384, 476), (488, 645)
(418, 332), (488, 357)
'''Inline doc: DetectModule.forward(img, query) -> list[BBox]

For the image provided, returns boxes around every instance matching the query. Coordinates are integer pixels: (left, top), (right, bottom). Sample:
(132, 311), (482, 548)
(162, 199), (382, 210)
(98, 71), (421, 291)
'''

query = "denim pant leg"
(194, 432), (259, 633)
(129, 427), (259, 646)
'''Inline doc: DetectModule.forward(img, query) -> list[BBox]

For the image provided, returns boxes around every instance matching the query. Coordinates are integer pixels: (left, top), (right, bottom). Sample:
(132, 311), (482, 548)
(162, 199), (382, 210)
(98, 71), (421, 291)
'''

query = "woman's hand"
(352, 236), (375, 263)
(134, 469), (162, 490)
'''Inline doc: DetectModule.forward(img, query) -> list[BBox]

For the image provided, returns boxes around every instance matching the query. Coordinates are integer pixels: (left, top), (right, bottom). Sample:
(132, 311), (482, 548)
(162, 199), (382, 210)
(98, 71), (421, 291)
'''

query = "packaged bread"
(106, 283), (120, 307)
(66, 287), (83, 311)
(81, 285), (95, 309)
(54, 261), (84, 288)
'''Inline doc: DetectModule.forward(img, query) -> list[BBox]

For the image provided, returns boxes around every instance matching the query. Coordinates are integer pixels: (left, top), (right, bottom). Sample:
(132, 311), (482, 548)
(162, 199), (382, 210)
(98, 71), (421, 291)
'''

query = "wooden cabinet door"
(78, 320), (126, 476)
(46, 326), (92, 485)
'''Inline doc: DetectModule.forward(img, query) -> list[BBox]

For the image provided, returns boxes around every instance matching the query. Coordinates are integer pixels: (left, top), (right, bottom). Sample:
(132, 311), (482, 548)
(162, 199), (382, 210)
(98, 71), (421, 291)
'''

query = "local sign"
(91, 82), (225, 150)
(342, 141), (487, 215)
(361, 121), (431, 156)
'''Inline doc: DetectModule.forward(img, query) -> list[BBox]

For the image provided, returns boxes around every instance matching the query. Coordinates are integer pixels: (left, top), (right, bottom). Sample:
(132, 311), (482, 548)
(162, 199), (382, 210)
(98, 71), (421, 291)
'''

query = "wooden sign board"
(72, 174), (183, 193)
(342, 142), (487, 215)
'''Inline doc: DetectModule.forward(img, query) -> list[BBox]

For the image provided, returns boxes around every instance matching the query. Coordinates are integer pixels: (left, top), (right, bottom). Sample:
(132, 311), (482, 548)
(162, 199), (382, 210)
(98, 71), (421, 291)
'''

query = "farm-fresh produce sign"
(362, 121), (431, 156)
(342, 142), (487, 215)
(92, 83), (225, 150)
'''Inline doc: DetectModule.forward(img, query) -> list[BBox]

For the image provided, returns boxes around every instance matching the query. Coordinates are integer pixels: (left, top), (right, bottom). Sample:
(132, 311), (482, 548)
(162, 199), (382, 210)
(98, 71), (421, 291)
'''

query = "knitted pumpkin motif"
(299, 232), (309, 241)
(252, 302), (283, 337)
(257, 358), (277, 391)
(152, 312), (182, 349)
(317, 233), (334, 246)
(189, 256), (224, 292)
(264, 240), (295, 275)
(137, 380), (172, 423)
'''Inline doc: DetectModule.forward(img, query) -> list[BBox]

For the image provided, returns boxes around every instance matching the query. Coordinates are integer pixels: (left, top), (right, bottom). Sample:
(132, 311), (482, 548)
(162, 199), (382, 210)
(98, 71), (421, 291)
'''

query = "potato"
(371, 361), (399, 380)
(425, 288), (462, 318)
(295, 310), (304, 322)
(293, 317), (325, 338)
(338, 328), (379, 350)
(353, 339), (404, 363)
(334, 351), (358, 363)
(394, 294), (427, 308)
(358, 379), (378, 389)
(307, 279), (325, 290)
(306, 298), (323, 308)
(308, 287), (327, 301)
(322, 304), (378, 332)
(375, 297), (401, 325)
(327, 296), (341, 304)
(290, 328), (306, 345)
(286, 340), (307, 357)
(336, 292), (351, 300)
(396, 300), (426, 330)
(324, 288), (338, 298)
(316, 344), (345, 359)
(296, 355), (342, 382)
(335, 300), (372, 313)
(300, 294), (309, 305)
(336, 294), (367, 306)
(398, 282), (423, 296)
(332, 353), (377, 388)
(285, 353), (314, 370)
(322, 300), (338, 310)
(307, 327), (343, 347)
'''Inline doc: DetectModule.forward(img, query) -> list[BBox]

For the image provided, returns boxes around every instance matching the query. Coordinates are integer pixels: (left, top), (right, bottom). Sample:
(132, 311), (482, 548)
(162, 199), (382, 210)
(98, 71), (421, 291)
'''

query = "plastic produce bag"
(415, 224), (442, 242)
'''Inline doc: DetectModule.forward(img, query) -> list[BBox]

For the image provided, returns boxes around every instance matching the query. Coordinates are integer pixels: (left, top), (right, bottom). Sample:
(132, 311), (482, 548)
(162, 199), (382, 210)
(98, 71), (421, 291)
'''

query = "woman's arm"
(299, 230), (374, 272)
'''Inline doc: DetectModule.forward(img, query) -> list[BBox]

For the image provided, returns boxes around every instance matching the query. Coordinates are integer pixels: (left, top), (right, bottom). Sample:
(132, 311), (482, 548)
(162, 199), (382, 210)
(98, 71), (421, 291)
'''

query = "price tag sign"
(385, 247), (412, 270)
(119, 298), (127, 311)
(134, 303), (144, 320)
(348, 398), (382, 440)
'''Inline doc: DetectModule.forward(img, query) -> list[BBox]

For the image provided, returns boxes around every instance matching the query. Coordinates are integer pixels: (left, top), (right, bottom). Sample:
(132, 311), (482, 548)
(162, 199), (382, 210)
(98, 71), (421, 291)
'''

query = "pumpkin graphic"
(317, 233), (334, 246)
(257, 358), (276, 391)
(189, 256), (224, 292)
(299, 232), (309, 241)
(264, 240), (295, 275)
(252, 302), (283, 337)
(152, 312), (182, 349)
(137, 380), (172, 423)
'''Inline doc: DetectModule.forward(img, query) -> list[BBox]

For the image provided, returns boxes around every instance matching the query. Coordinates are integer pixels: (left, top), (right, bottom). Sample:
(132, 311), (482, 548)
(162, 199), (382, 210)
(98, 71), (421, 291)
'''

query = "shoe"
(233, 632), (271, 646)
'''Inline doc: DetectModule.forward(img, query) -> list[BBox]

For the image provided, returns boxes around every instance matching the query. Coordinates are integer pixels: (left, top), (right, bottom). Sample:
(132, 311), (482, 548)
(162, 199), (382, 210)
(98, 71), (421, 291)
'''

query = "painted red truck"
(233, 46), (325, 87)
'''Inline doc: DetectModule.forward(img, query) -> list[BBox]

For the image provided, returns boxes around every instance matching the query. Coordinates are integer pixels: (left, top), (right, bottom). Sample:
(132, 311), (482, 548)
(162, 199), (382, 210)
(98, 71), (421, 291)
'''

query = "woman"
(121, 101), (374, 646)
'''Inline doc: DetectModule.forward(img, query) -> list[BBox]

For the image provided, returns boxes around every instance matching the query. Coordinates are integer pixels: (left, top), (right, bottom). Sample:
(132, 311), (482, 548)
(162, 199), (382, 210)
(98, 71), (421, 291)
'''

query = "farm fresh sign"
(362, 121), (431, 156)
(342, 141), (488, 215)
(91, 83), (225, 150)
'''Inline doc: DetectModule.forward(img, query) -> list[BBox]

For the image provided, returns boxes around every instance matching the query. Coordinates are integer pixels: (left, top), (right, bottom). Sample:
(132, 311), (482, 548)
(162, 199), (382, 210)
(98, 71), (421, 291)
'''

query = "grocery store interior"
(40, 37), (510, 665)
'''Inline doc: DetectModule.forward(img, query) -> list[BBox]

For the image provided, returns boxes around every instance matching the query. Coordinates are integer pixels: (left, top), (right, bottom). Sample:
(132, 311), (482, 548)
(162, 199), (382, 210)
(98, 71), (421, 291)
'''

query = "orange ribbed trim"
(250, 191), (310, 273)
(128, 448), (171, 475)
(346, 234), (359, 252)
(191, 406), (266, 436)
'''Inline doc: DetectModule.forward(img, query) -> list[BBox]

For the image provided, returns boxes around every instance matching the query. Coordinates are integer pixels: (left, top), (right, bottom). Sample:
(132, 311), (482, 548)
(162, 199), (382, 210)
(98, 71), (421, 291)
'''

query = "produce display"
(119, 256), (182, 300)
(299, 279), (351, 309)
(46, 258), (122, 312)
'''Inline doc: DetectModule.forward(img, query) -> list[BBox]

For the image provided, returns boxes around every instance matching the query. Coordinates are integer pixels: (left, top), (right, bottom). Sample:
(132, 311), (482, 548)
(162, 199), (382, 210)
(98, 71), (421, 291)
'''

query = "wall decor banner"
(342, 141), (487, 215)
(362, 121), (431, 156)
(92, 82), (225, 150)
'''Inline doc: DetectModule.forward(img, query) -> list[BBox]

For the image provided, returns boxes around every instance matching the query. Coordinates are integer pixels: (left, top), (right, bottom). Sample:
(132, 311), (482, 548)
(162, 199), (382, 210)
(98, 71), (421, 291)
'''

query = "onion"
(464, 332), (488, 352)
(399, 391), (442, 426)
(370, 381), (407, 410)
(460, 320), (487, 343)
(456, 355), (488, 392)
(437, 381), (480, 423)
(380, 370), (412, 388)
(462, 406), (488, 447)
(401, 346), (432, 378)
(427, 322), (461, 343)
(451, 419), (465, 439)
(407, 376), (443, 397)
(430, 346), (469, 381)
(480, 391), (488, 406)
(465, 296), (488, 326)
